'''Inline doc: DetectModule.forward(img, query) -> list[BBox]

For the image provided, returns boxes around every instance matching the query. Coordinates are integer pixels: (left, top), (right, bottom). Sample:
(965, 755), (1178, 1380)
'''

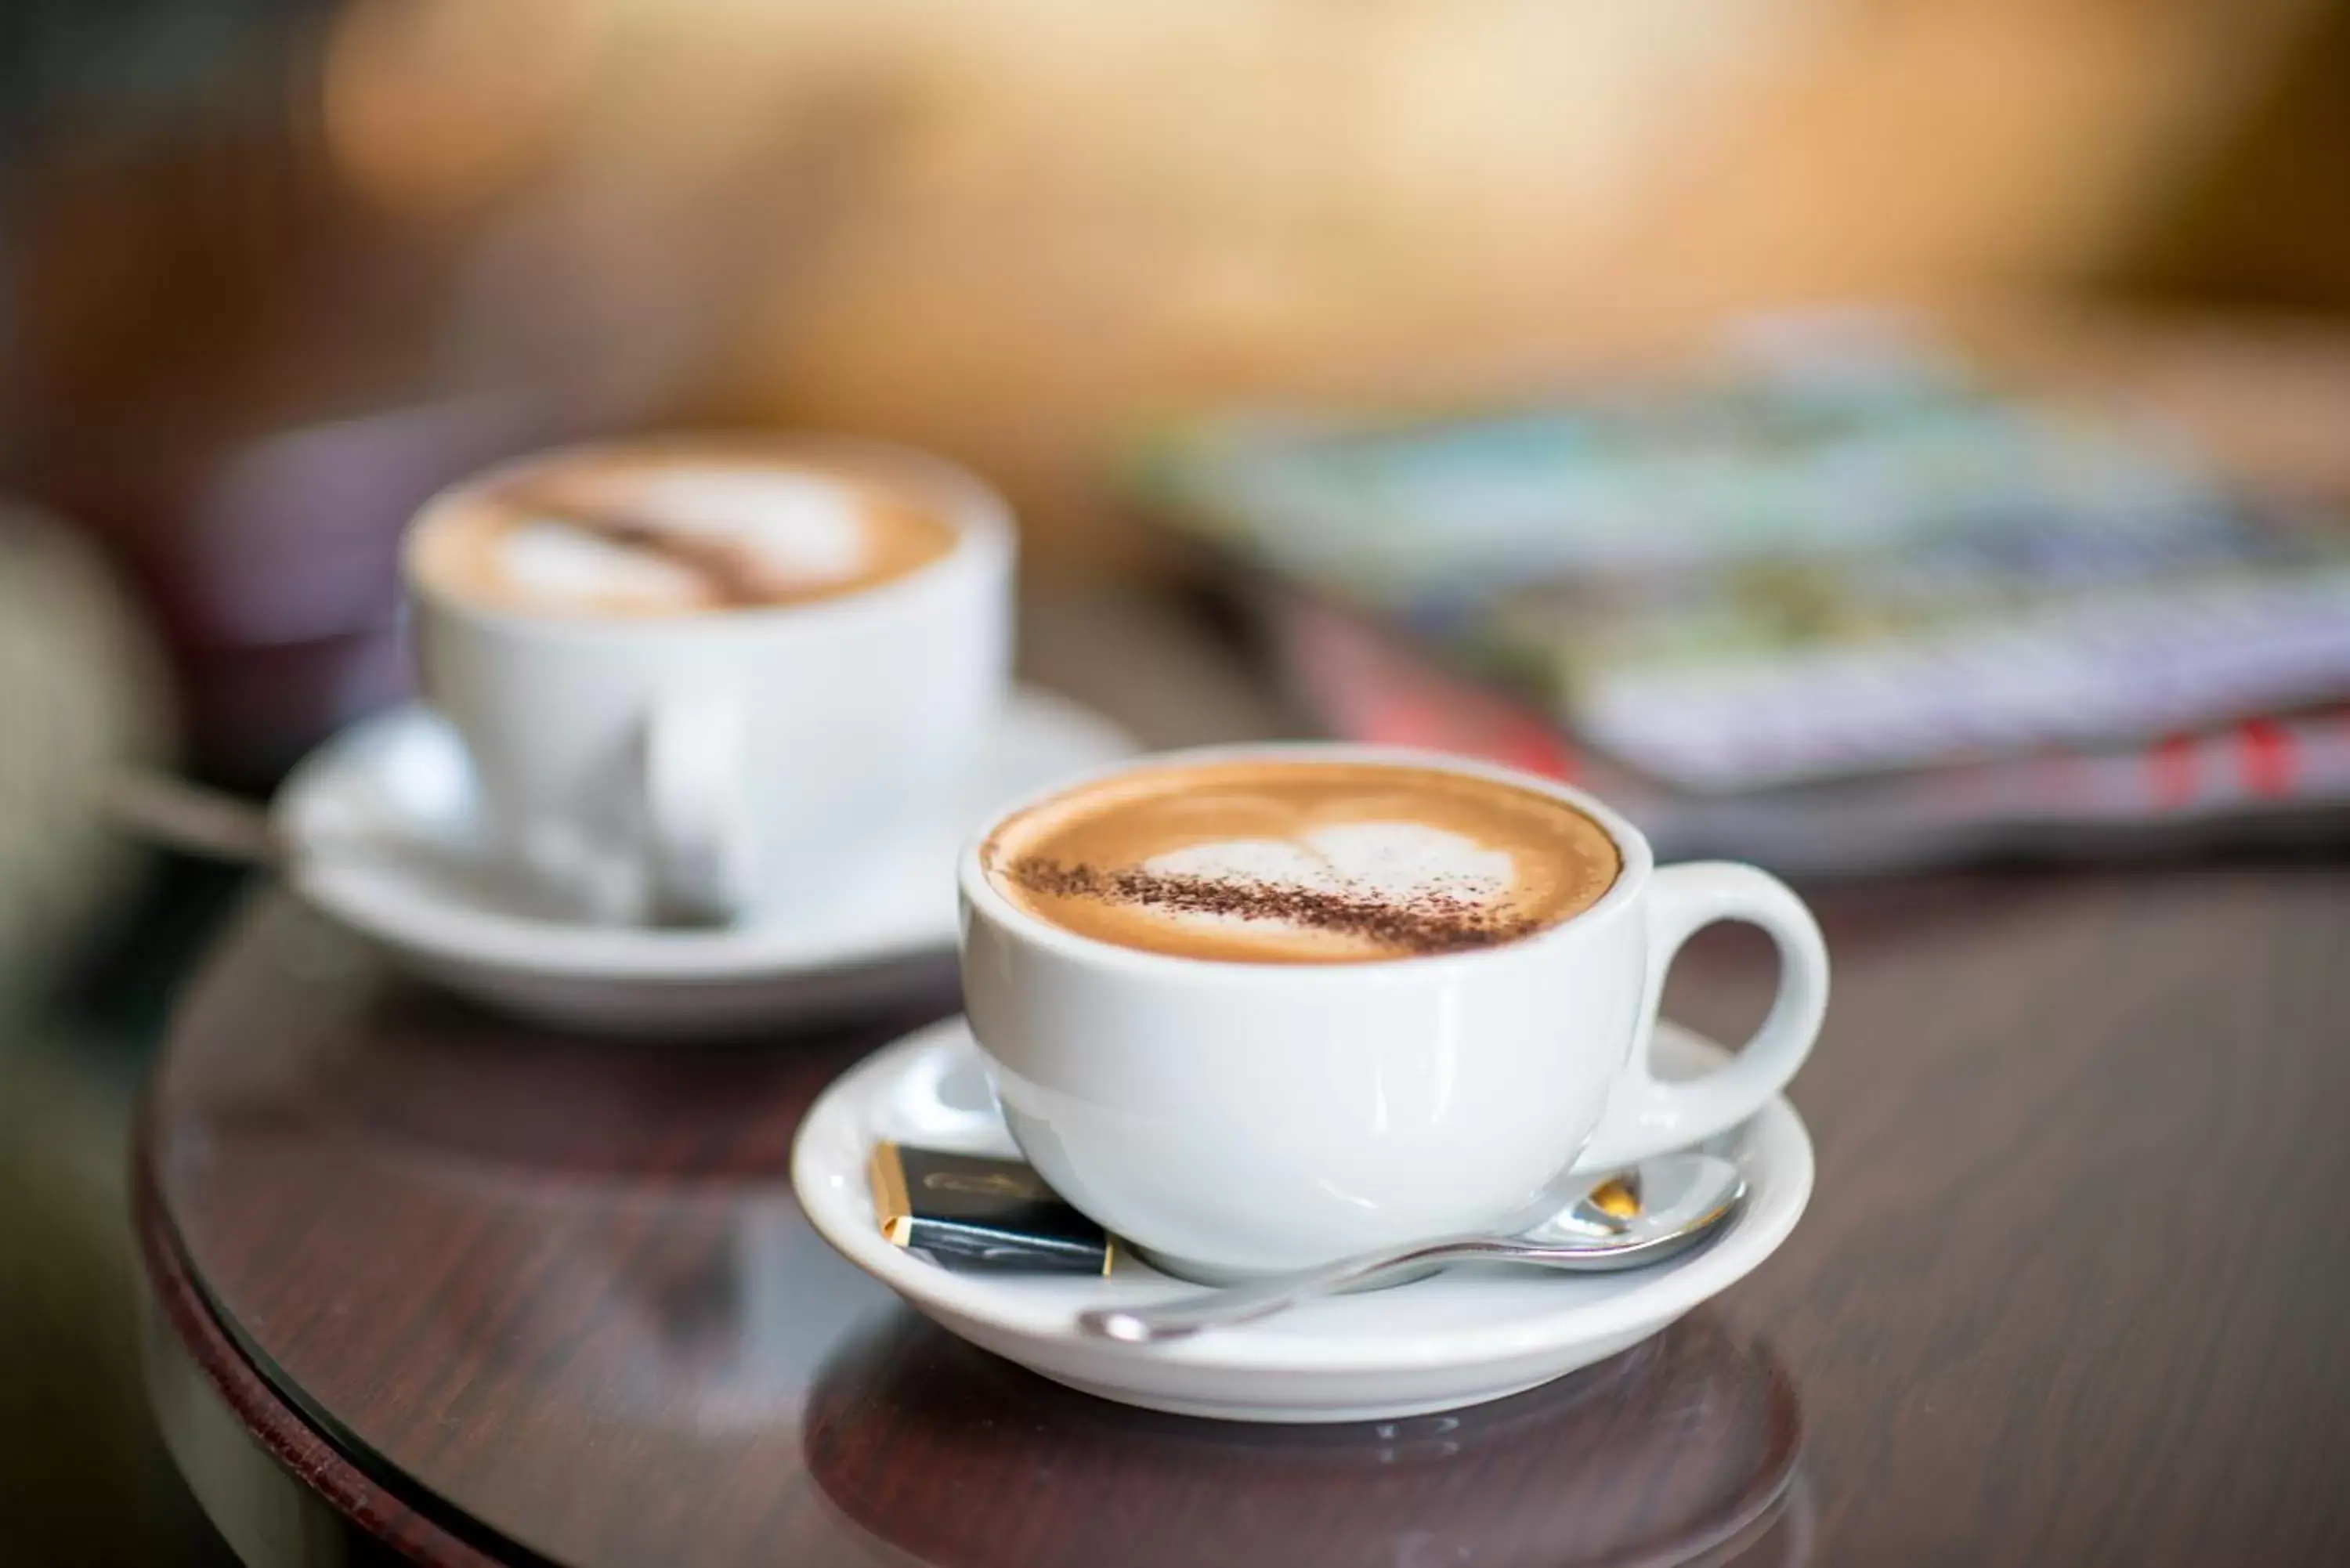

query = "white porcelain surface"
(408, 438), (1015, 923)
(793, 1016), (1813, 1422)
(274, 691), (1134, 1035)
(958, 744), (1829, 1279)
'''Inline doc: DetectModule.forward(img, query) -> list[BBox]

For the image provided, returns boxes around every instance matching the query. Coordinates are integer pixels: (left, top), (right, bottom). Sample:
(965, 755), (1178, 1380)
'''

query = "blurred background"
(2, 0), (2347, 1558)
(6, 0), (2350, 784)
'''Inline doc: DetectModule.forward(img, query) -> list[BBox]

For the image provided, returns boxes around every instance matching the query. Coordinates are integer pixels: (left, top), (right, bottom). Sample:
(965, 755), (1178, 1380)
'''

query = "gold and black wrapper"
(869, 1142), (1115, 1276)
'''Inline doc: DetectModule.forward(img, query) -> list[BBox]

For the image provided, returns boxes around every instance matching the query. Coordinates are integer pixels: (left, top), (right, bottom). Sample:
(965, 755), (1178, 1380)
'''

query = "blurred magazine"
(1133, 315), (2350, 798)
(1260, 590), (2350, 874)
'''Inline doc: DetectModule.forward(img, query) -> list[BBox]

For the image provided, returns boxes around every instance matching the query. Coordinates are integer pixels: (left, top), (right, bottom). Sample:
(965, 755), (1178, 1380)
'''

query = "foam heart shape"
(1143, 822), (1514, 926)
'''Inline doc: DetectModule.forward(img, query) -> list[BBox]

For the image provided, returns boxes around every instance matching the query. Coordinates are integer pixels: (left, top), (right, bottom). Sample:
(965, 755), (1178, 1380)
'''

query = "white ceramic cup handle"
(1569, 862), (1828, 1173)
(643, 692), (757, 923)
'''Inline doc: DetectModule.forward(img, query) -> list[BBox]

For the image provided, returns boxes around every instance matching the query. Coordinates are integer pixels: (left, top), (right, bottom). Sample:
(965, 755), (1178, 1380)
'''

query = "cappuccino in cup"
(407, 436), (1014, 925)
(984, 758), (1621, 964)
(959, 746), (1828, 1281)
(407, 442), (960, 619)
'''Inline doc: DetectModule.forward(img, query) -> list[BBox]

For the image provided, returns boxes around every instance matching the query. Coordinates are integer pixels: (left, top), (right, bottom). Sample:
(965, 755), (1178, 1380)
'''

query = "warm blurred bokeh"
(6, 0), (2348, 780)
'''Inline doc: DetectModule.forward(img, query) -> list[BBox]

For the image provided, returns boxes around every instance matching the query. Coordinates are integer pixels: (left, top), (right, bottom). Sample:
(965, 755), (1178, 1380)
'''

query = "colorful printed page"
(1136, 327), (2350, 792)
(1266, 591), (2350, 876)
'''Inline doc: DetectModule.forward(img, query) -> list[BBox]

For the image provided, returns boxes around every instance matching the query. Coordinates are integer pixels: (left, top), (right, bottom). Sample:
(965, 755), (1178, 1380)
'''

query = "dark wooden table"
(135, 605), (2350, 1566)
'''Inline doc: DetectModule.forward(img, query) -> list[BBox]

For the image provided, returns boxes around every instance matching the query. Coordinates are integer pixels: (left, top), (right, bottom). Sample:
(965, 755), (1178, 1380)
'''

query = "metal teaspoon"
(1076, 1152), (1745, 1344)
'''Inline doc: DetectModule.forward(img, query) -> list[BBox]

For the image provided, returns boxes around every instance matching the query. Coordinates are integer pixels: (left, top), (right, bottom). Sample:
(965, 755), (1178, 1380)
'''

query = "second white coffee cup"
(407, 435), (1014, 925)
(957, 746), (1828, 1281)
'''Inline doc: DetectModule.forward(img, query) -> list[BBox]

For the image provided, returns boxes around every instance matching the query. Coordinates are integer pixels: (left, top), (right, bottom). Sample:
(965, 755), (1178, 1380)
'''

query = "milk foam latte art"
(407, 440), (959, 619)
(982, 758), (1621, 963)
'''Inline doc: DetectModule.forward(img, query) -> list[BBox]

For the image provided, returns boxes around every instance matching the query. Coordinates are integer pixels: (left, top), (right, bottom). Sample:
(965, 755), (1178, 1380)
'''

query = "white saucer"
(274, 690), (1135, 1035)
(793, 1015), (1814, 1423)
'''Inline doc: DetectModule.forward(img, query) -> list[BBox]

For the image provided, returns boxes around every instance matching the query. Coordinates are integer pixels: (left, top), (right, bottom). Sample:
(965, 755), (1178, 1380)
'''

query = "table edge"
(133, 1097), (523, 1568)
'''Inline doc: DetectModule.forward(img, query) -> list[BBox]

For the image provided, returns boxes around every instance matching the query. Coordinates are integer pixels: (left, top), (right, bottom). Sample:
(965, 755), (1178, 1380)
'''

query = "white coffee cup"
(407, 436), (1014, 924)
(956, 745), (1828, 1281)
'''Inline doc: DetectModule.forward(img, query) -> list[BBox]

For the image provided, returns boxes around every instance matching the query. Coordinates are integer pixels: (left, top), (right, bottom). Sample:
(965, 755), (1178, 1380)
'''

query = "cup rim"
(956, 742), (1656, 982)
(400, 430), (1014, 638)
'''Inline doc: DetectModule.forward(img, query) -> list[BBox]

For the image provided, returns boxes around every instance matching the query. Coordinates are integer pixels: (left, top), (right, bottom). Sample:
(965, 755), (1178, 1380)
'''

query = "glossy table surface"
(136, 603), (2350, 1566)
(142, 858), (2350, 1567)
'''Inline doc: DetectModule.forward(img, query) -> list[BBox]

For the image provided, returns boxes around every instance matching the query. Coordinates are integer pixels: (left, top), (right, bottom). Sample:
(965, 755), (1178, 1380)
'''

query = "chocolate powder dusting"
(1009, 857), (1541, 956)
(504, 489), (792, 608)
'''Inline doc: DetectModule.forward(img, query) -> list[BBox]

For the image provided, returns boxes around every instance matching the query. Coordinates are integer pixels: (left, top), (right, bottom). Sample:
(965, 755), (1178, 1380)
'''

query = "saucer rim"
(791, 1014), (1813, 1375)
(276, 689), (1134, 981)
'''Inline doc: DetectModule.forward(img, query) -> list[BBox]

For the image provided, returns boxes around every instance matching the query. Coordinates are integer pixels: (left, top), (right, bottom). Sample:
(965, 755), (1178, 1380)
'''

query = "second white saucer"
(275, 689), (1135, 1036)
(794, 1015), (1814, 1422)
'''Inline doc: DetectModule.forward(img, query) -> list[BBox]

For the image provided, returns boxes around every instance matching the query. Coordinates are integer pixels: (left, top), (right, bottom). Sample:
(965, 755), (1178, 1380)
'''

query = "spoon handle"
(106, 771), (279, 866)
(1077, 1236), (1519, 1344)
